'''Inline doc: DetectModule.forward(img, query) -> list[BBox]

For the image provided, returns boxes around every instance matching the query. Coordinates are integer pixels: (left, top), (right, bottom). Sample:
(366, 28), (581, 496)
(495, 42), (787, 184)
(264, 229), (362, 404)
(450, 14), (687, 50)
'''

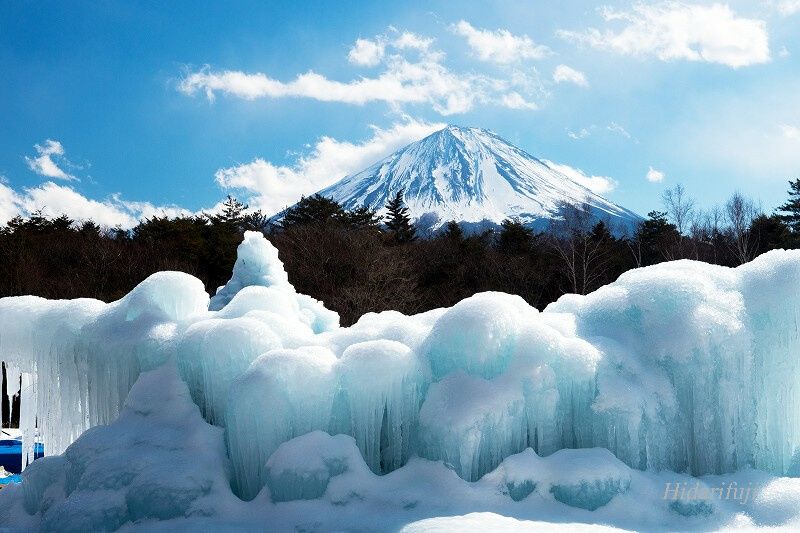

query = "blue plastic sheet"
(0, 439), (44, 474)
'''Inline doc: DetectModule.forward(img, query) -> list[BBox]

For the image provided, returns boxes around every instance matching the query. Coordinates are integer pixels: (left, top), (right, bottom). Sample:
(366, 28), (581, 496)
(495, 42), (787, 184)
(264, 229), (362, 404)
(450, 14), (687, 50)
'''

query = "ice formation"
(208, 230), (291, 311)
(0, 364), (242, 531)
(2, 230), (800, 530)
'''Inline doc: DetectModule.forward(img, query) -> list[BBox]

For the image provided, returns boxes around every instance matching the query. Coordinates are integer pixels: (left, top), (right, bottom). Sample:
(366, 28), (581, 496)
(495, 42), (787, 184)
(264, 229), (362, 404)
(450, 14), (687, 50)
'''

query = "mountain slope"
(312, 125), (641, 232)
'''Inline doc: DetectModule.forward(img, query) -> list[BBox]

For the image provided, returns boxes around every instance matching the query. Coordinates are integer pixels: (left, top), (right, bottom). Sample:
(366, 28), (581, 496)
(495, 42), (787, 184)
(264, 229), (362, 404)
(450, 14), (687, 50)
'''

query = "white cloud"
(392, 30), (434, 51)
(778, 1), (800, 16)
(500, 92), (538, 110)
(24, 139), (77, 181)
(0, 181), (20, 225)
(779, 46), (791, 58)
(646, 166), (665, 183)
(180, 29), (543, 115)
(567, 128), (591, 140)
(214, 118), (445, 215)
(553, 64), (588, 87)
(558, 2), (770, 68)
(0, 180), (192, 228)
(179, 63), (472, 115)
(566, 123), (633, 141)
(542, 160), (618, 195)
(451, 20), (550, 64)
(348, 38), (385, 67)
(781, 124), (800, 139)
(607, 122), (632, 139)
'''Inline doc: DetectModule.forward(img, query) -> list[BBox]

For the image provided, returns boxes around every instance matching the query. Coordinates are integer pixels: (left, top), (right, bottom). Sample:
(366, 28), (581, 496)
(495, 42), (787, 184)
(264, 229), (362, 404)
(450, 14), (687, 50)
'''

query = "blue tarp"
(0, 439), (45, 474)
(0, 473), (22, 484)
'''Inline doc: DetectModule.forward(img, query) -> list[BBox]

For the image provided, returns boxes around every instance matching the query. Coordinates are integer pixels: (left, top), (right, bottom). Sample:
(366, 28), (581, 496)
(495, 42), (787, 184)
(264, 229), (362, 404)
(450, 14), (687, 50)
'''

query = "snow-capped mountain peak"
(311, 125), (641, 232)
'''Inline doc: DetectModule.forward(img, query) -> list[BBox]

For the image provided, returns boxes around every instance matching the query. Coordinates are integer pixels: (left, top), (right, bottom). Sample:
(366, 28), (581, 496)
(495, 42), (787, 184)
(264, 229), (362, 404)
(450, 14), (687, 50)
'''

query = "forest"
(1, 181), (799, 322)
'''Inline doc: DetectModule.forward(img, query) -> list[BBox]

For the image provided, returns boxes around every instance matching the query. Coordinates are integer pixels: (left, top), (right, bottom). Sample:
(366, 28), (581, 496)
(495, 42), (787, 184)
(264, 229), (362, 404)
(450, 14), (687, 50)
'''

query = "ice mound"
(483, 448), (631, 510)
(749, 478), (800, 525)
(208, 232), (339, 334)
(264, 431), (369, 502)
(1, 233), (800, 530)
(423, 292), (531, 379)
(0, 364), (237, 532)
(209, 230), (291, 311)
(122, 271), (209, 323)
(544, 450), (631, 511)
(400, 513), (628, 532)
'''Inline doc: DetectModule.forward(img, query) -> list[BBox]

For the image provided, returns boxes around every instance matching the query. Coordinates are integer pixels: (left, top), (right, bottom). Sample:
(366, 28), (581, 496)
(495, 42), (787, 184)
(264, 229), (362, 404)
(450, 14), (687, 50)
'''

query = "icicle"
(339, 340), (425, 473)
(19, 372), (35, 470)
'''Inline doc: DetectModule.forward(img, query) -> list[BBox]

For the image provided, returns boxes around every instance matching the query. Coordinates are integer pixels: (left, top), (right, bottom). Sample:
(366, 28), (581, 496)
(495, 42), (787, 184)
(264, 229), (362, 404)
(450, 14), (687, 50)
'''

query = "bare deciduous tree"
(724, 191), (761, 265)
(662, 184), (695, 258)
(548, 201), (613, 295)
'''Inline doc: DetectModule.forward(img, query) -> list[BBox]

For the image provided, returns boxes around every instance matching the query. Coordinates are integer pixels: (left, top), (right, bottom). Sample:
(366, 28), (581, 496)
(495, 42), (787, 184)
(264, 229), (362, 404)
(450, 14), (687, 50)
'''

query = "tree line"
(0, 182), (797, 323)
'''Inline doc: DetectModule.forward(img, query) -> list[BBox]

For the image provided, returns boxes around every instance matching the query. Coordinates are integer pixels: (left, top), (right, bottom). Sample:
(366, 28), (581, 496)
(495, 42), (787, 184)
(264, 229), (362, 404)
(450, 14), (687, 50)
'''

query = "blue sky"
(2, 0), (800, 227)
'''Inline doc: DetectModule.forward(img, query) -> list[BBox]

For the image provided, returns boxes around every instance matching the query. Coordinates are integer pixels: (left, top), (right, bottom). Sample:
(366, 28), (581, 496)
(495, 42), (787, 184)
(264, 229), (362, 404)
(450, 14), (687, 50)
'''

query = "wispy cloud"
(553, 64), (588, 87)
(558, 2), (770, 69)
(25, 139), (78, 181)
(451, 20), (550, 64)
(500, 92), (538, 110)
(392, 30), (434, 51)
(566, 122), (633, 141)
(543, 160), (617, 194)
(607, 122), (632, 139)
(179, 28), (545, 115)
(214, 118), (445, 215)
(567, 127), (591, 140)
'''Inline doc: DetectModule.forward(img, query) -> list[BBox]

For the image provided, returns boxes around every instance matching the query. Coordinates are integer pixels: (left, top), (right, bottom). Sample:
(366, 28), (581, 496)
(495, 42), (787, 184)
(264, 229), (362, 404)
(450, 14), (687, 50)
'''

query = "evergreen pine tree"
(637, 211), (680, 264)
(51, 214), (75, 232)
(384, 189), (416, 243)
(220, 195), (247, 223)
(777, 178), (800, 233)
(442, 220), (464, 242)
(208, 195), (248, 227)
(751, 214), (790, 254)
(497, 218), (533, 255)
(203, 196), (249, 290)
(590, 221), (613, 243)
(26, 210), (49, 234)
(241, 210), (270, 232)
(282, 194), (346, 226)
(78, 220), (102, 237)
(342, 206), (381, 229)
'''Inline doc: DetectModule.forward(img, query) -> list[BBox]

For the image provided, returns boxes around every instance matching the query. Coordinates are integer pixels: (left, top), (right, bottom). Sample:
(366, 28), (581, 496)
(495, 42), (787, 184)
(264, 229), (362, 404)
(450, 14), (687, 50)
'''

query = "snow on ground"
(1, 231), (800, 531)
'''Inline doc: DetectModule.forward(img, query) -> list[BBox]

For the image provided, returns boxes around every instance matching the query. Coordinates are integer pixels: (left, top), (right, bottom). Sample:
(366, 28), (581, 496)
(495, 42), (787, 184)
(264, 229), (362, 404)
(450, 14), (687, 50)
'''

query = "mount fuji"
(306, 125), (642, 233)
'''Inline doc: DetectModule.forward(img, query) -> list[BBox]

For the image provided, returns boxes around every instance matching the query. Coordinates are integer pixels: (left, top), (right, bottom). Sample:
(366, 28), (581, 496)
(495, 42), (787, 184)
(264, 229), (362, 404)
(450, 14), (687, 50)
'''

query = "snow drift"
(1, 231), (800, 530)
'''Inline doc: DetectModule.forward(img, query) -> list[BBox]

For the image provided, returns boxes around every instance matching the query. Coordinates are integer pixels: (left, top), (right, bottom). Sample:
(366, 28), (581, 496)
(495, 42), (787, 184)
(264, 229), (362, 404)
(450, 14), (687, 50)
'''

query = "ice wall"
(1, 231), (799, 504)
